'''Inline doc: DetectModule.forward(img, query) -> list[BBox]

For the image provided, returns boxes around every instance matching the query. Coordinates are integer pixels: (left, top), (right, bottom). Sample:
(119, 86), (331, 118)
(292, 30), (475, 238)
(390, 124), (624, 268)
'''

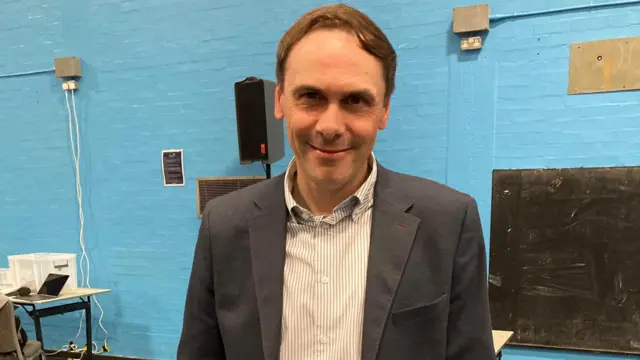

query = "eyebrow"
(291, 85), (377, 103)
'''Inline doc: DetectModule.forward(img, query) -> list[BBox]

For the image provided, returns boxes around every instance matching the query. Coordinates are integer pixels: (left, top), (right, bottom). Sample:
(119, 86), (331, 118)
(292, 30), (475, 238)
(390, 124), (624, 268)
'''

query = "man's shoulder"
(378, 167), (476, 221)
(382, 168), (473, 205)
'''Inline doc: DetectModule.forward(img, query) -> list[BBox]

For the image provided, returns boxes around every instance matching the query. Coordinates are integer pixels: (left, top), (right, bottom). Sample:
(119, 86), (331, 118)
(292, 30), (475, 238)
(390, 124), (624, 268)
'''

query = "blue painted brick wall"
(1, 0), (639, 359)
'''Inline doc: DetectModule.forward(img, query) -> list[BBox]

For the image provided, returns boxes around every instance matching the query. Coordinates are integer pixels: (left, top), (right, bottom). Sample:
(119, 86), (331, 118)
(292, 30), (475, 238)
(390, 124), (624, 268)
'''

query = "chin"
(310, 167), (351, 185)
(298, 150), (361, 182)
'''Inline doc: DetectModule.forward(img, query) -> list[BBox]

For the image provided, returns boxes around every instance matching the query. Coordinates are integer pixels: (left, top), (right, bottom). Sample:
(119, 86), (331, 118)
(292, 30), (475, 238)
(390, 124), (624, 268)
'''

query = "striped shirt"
(279, 155), (377, 360)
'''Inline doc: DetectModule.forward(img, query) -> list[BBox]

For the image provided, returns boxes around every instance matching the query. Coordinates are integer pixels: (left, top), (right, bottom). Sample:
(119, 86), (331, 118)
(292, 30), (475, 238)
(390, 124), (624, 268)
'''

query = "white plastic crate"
(0, 268), (13, 290)
(9, 253), (78, 293)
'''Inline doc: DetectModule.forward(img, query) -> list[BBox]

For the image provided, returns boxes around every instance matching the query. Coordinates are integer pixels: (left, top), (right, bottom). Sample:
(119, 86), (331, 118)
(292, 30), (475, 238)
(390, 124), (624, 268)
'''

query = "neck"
(293, 162), (370, 216)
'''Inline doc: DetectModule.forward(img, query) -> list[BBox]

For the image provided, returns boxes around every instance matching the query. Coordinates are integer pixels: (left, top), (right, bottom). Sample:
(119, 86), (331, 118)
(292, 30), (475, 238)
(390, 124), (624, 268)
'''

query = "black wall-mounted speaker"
(234, 77), (284, 165)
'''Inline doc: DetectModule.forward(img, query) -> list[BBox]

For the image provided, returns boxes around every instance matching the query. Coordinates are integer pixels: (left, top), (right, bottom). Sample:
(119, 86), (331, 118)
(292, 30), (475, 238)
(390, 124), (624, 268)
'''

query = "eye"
(301, 91), (321, 100)
(344, 95), (369, 106)
(346, 95), (361, 105)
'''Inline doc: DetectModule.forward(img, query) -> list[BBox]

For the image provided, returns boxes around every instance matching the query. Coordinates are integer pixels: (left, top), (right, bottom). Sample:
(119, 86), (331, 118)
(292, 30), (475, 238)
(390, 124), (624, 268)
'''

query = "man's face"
(275, 29), (390, 189)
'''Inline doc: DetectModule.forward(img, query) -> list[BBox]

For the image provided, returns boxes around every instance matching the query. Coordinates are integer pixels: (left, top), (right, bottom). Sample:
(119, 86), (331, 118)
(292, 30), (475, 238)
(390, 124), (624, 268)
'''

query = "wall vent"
(196, 176), (266, 217)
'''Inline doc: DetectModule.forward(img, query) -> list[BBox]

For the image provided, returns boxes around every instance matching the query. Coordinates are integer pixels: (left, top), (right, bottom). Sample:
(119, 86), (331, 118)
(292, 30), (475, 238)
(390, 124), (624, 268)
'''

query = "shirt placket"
(314, 217), (332, 359)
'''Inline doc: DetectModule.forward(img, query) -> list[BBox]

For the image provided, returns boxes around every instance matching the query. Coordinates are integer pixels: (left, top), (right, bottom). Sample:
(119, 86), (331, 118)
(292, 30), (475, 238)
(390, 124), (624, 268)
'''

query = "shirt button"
(320, 335), (329, 343)
(321, 276), (329, 284)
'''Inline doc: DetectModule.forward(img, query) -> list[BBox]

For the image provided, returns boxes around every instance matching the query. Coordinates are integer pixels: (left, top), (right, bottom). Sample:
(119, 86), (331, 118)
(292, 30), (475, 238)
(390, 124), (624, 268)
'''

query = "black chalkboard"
(489, 166), (640, 355)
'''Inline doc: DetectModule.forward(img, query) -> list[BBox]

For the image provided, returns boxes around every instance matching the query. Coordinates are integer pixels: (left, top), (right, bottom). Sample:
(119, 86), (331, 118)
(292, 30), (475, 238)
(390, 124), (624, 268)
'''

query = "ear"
(274, 83), (285, 120)
(378, 100), (390, 130)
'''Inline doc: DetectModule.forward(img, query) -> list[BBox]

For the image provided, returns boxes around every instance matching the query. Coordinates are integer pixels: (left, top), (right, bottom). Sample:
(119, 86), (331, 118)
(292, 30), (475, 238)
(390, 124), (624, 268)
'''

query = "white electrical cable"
(72, 89), (109, 348)
(44, 342), (102, 357)
(65, 89), (87, 339)
(64, 90), (86, 287)
(44, 346), (68, 356)
(66, 89), (87, 341)
(70, 90), (88, 290)
(64, 88), (109, 351)
(75, 342), (102, 360)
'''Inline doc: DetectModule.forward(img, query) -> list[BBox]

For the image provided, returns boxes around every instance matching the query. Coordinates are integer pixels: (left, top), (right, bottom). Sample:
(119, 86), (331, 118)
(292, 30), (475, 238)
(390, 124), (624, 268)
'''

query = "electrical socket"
(62, 80), (79, 91)
(461, 36), (483, 50)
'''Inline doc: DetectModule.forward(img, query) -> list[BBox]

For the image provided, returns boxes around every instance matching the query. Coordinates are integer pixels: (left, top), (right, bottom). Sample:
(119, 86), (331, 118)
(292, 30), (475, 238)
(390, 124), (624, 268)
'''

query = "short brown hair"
(276, 4), (397, 104)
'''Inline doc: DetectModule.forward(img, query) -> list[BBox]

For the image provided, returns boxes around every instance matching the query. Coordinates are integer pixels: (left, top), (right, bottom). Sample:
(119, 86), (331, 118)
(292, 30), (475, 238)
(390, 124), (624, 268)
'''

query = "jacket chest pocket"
(391, 293), (447, 327)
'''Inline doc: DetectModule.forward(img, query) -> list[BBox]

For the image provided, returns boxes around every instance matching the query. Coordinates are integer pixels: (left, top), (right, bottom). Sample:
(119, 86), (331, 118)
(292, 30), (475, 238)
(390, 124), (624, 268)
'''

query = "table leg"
(19, 305), (44, 347)
(85, 297), (92, 360)
(33, 311), (44, 348)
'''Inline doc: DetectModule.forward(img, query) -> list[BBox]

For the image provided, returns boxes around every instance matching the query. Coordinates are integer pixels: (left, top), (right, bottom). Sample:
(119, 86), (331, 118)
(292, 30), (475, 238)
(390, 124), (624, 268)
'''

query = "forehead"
(284, 29), (385, 98)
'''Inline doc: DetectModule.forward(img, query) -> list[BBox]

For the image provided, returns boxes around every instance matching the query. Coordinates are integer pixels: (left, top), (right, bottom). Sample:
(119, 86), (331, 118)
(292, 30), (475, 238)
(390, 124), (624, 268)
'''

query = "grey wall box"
(55, 57), (82, 78)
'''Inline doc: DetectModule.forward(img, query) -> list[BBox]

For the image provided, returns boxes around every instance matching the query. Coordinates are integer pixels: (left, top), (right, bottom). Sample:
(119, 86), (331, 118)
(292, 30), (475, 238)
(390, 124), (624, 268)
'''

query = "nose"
(315, 103), (345, 141)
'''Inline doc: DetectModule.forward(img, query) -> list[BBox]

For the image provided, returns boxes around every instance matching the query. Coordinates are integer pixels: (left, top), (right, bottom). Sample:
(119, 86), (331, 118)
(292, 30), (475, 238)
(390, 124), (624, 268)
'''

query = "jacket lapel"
(249, 175), (288, 360)
(362, 165), (420, 360)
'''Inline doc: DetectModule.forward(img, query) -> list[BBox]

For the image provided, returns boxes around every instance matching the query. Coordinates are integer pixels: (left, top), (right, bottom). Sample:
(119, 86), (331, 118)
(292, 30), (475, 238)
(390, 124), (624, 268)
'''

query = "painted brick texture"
(1, 0), (639, 359)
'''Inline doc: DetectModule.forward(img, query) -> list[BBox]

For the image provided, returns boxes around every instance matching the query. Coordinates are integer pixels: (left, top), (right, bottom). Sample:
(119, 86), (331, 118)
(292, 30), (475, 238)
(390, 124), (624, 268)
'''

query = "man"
(178, 3), (494, 360)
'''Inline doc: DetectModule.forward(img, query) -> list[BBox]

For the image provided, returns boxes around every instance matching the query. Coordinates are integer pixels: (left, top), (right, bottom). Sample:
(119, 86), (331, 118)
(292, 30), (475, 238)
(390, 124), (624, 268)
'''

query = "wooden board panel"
(489, 166), (640, 355)
(568, 37), (640, 94)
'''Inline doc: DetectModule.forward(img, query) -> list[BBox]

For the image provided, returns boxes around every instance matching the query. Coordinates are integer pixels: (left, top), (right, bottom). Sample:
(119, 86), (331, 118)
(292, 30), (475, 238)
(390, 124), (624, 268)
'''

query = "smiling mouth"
(309, 144), (349, 154)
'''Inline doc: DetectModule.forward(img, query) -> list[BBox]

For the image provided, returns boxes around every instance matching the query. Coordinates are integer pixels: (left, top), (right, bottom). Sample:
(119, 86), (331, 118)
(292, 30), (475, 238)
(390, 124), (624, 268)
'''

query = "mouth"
(309, 144), (349, 154)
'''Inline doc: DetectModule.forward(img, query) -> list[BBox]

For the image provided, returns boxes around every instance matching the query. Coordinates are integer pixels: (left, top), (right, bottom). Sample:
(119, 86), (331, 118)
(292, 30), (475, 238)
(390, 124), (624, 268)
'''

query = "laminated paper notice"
(162, 149), (185, 186)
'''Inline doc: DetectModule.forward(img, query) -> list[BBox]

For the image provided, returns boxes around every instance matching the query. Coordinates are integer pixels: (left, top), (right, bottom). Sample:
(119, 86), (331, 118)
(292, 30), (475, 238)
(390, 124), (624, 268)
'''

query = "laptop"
(16, 273), (70, 301)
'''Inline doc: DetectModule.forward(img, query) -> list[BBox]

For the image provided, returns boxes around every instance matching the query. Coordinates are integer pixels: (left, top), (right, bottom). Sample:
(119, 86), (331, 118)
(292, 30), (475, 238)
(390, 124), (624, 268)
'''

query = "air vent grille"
(196, 176), (266, 217)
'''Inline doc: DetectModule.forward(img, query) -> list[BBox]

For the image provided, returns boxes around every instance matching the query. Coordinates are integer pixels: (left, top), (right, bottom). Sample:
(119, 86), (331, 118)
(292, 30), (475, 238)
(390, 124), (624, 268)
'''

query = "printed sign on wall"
(162, 149), (185, 186)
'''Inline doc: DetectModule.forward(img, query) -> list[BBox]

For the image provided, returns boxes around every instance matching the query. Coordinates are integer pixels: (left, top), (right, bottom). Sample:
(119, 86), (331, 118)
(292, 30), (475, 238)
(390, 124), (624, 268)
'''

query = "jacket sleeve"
(178, 207), (226, 360)
(446, 197), (495, 360)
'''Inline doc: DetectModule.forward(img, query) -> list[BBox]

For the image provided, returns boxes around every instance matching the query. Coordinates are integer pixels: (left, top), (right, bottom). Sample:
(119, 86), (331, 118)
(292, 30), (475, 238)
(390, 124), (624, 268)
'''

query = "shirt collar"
(284, 153), (378, 224)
